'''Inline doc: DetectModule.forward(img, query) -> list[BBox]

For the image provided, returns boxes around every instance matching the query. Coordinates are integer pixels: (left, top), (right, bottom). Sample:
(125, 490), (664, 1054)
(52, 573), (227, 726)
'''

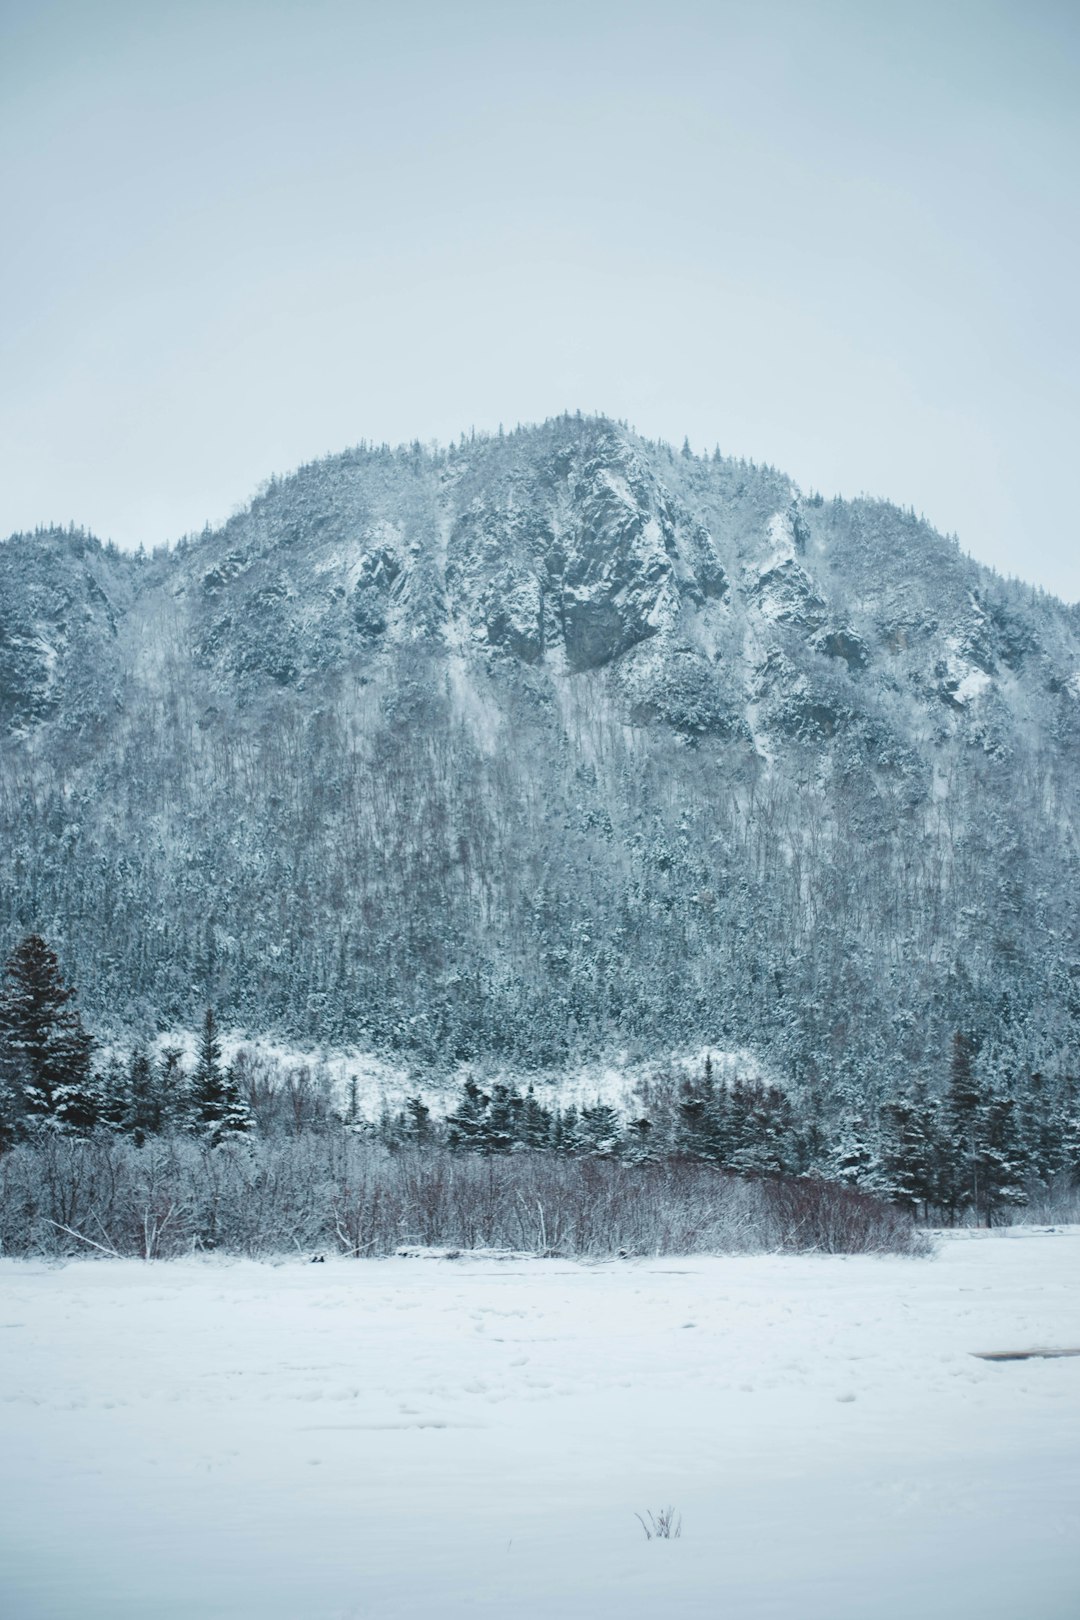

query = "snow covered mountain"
(2, 415), (1078, 1104)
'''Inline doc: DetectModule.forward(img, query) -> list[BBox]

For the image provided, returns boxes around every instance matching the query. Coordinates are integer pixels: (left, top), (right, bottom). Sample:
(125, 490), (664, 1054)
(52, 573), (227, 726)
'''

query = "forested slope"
(2, 415), (1079, 1109)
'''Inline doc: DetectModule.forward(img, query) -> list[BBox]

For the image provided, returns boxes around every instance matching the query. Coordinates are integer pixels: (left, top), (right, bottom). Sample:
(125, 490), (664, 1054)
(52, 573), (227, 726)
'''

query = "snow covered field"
(2, 1233), (1078, 1619)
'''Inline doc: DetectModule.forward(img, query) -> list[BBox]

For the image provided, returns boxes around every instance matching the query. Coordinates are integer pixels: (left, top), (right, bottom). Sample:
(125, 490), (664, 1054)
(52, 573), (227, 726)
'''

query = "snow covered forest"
(2, 416), (1080, 1214)
(0, 932), (1076, 1254)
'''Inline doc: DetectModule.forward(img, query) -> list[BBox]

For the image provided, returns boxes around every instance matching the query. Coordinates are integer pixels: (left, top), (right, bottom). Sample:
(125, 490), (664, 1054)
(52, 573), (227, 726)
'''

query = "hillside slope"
(2, 416), (1078, 1104)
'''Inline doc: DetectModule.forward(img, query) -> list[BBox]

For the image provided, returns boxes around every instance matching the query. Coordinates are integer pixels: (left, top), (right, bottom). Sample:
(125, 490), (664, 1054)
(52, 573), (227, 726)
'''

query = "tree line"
(2, 933), (1076, 1227)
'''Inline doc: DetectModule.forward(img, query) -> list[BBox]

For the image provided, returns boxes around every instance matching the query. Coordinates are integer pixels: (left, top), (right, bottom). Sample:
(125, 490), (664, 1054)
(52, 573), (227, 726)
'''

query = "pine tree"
(1014, 1071), (1064, 1185)
(0, 934), (95, 1133)
(123, 1047), (167, 1144)
(551, 1104), (579, 1155)
(0, 1072), (20, 1152)
(157, 1046), (187, 1125)
(625, 1115), (655, 1163)
(727, 1080), (797, 1174)
(518, 1085), (552, 1149)
(943, 1031), (982, 1220)
(573, 1102), (623, 1157)
(483, 1082), (524, 1154)
(97, 1055), (129, 1131)
(880, 1083), (942, 1217)
(402, 1095), (433, 1145)
(188, 1009), (251, 1144)
(830, 1114), (880, 1188)
(977, 1092), (1027, 1226)
(1061, 1095), (1080, 1187)
(446, 1077), (490, 1150)
(678, 1062), (720, 1160)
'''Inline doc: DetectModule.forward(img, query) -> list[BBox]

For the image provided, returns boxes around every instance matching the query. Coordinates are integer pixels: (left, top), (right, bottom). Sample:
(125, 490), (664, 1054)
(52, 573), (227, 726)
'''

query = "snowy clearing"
(2, 1232), (1079, 1619)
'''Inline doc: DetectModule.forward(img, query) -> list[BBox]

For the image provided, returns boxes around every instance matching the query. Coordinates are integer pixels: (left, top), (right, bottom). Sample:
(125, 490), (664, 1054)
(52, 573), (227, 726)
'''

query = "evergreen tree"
(551, 1104), (579, 1155)
(573, 1102), (623, 1157)
(678, 1062), (721, 1160)
(123, 1047), (167, 1144)
(830, 1113), (880, 1188)
(0, 1072), (20, 1152)
(518, 1085), (552, 1149)
(794, 1113), (833, 1176)
(1014, 1071), (1064, 1186)
(880, 1083), (942, 1217)
(976, 1092), (1027, 1226)
(402, 1095), (433, 1145)
(446, 1077), (490, 1150)
(483, 1082), (524, 1154)
(53, 1060), (102, 1135)
(625, 1115), (655, 1163)
(97, 1055), (129, 1131)
(0, 934), (95, 1133)
(188, 1009), (251, 1144)
(943, 1031), (983, 1219)
(727, 1080), (797, 1174)
(157, 1046), (188, 1125)
(1061, 1096), (1080, 1187)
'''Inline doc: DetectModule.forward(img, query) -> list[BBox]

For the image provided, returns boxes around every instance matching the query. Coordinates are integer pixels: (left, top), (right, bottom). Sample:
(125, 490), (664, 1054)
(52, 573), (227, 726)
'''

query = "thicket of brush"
(0, 1134), (929, 1260)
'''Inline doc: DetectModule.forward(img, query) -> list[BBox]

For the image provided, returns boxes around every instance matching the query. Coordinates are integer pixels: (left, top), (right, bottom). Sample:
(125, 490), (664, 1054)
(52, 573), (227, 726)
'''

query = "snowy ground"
(144, 1030), (767, 1122)
(1, 1232), (1078, 1619)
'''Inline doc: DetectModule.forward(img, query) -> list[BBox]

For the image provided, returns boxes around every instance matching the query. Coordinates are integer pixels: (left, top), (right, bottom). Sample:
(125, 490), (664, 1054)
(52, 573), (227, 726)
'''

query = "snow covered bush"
(0, 1135), (928, 1259)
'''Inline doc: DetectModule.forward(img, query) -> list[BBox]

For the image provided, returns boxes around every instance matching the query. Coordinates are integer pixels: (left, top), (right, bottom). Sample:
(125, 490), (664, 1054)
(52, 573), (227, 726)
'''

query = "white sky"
(2, 0), (1078, 600)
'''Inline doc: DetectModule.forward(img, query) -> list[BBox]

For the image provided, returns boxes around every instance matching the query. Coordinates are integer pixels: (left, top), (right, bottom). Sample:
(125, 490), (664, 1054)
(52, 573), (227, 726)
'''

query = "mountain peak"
(1, 420), (1078, 1103)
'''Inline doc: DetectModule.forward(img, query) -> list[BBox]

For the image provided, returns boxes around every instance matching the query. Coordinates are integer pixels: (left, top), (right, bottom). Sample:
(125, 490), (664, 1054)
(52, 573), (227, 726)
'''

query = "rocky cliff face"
(2, 416), (1078, 1099)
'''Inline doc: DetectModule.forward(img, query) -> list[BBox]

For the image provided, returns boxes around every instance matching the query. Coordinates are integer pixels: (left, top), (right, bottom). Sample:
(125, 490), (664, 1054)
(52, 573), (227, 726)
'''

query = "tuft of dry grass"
(636, 1507), (682, 1540)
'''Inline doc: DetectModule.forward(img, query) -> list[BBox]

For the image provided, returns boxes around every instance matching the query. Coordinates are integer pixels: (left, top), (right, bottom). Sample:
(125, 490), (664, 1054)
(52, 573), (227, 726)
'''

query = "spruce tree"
(483, 1083), (524, 1154)
(678, 1063), (720, 1160)
(830, 1114), (880, 1188)
(123, 1047), (166, 1144)
(157, 1046), (187, 1126)
(403, 1095), (433, 1145)
(0, 934), (95, 1133)
(1015, 1072), (1063, 1186)
(977, 1092), (1027, 1226)
(518, 1086), (552, 1150)
(446, 1077), (490, 1150)
(573, 1103), (623, 1157)
(189, 1009), (251, 1144)
(943, 1031), (983, 1220)
(625, 1115), (655, 1163)
(1061, 1097), (1080, 1188)
(97, 1055), (129, 1131)
(728, 1080), (797, 1174)
(552, 1104), (578, 1155)
(0, 1073), (20, 1152)
(881, 1083), (941, 1217)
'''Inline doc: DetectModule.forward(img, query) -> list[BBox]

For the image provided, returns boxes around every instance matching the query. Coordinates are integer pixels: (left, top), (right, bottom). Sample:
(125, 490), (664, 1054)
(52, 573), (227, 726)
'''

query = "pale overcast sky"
(2, 0), (1078, 598)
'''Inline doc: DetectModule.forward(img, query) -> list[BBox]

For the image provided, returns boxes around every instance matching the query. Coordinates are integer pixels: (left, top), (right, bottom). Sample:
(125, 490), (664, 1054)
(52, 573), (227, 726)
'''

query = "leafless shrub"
(1019, 1175), (1080, 1227)
(0, 1136), (928, 1259)
(759, 1175), (934, 1256)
